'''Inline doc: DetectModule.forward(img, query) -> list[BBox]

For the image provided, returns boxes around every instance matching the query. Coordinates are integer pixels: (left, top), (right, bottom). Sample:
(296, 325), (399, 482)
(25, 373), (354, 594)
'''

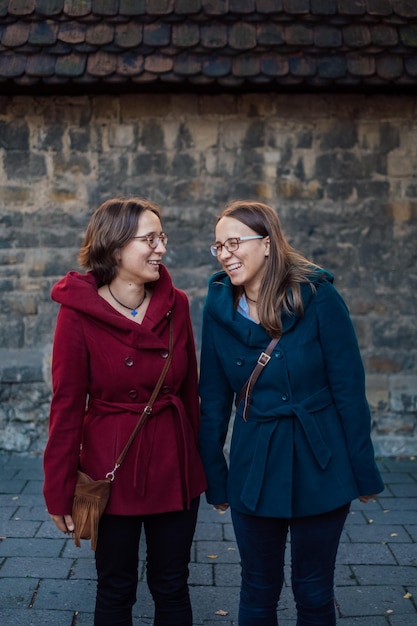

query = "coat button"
(161, 385), (171, 394)
(275, 351), (283, 359)
(124, 357), (134, 367)
(128, 389), (137, 399)
(160, 350), (169, 359)
(281, 393), (289, 402)
(236, 358), (244, 366)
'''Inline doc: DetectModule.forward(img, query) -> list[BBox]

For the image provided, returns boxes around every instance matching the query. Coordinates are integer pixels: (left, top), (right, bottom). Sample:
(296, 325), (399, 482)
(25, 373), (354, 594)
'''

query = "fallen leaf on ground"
(215, 609), (229, 616)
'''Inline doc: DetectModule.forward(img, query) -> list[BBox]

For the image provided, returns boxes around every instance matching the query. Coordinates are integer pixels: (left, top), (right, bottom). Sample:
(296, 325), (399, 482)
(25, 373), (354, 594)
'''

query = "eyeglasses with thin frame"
(133, 232), (168, 249)
(210, 235), (264, 257)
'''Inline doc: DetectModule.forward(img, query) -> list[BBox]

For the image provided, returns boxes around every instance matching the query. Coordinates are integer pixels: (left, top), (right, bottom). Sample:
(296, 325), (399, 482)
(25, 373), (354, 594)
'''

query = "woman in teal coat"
(198, 200), (383, 626)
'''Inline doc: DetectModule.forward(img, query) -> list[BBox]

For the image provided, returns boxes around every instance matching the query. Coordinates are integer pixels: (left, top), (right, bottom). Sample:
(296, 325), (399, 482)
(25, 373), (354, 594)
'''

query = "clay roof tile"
(116, 51), (144, 75)
(0, 2), (416, 92)
(86, 49), (116, 75)
(119, 0), (146, 16)
(36, 0), (65, 17)
(0, 50), (27, 76)
(146, 0), (175, 16)
(229, 22), (257, 50)
(9, 0), (36, 16)
(26, 52), (55, 75)
(85, 22), (114, 45)
(2, 22), (31, 47)
(64, 0), (92, 18)
(58, 22), (87, 44)
(114, 22), (142, 48)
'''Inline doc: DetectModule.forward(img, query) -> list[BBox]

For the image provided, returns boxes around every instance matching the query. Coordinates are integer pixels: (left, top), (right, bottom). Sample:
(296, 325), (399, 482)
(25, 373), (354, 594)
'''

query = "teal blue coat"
(198, 270), (383, 518)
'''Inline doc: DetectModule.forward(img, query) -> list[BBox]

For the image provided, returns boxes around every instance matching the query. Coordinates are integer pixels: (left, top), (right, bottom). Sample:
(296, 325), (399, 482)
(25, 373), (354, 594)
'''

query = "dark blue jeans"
(231, 503), (350, 626)
(94, 497), (199, 626)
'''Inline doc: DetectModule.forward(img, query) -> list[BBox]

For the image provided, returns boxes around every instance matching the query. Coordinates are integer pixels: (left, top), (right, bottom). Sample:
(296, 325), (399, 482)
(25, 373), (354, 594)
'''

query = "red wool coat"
(43, 266), (207, 516)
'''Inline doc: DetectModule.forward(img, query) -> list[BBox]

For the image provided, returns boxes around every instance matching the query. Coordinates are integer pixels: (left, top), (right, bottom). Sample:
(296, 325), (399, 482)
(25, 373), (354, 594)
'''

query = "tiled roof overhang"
(1, 1), (417, 94)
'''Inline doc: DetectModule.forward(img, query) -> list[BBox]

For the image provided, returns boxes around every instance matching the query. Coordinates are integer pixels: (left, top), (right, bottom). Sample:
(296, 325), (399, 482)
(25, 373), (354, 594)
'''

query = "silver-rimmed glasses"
(133, 233), (168, 249)
(210, 235), (264, 257)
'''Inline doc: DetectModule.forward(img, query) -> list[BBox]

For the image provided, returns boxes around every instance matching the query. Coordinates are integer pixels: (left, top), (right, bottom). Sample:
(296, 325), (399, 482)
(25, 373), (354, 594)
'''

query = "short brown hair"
(78, 197), (161, 285)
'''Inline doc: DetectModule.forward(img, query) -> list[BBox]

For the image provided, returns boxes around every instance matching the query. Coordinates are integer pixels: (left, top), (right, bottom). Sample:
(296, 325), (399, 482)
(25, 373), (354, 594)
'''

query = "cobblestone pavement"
(0, 454), (416, 625)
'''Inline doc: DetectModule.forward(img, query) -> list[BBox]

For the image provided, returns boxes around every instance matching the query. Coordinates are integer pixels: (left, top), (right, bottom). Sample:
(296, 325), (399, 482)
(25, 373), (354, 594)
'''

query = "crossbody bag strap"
(106, 313), (174, 481)
(236, 336), (280, 422)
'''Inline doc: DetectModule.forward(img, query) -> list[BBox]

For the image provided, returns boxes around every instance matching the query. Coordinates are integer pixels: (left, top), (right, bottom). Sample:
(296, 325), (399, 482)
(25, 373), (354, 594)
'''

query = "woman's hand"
(50, 514), (75, 534)
(358, 495), (378, 503)
(214, 503), (229, 512)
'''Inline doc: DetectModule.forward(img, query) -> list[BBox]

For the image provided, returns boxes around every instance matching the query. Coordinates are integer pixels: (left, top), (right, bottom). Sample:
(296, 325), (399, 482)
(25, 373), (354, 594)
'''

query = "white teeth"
(228, 263), (241, 271)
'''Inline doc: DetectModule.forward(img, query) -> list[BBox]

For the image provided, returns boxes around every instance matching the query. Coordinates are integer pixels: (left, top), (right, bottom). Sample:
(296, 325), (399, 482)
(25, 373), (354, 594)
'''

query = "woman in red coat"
(43, 197), (207, 626)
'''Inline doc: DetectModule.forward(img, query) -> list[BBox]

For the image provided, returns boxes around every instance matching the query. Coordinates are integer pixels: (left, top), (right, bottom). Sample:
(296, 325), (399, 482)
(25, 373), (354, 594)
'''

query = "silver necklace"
(108, 284), (146, 317)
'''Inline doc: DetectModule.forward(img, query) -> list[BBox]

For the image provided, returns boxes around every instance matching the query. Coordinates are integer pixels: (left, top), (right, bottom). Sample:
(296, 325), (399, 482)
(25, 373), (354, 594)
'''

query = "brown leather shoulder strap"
(106, 313), (174, 480)
(237, 336), (280, 422)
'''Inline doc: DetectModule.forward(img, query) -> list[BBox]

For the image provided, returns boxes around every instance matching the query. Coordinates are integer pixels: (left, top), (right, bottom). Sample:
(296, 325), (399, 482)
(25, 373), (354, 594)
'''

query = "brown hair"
(217, 200), (320, 337)
(78, 197), (161, 285)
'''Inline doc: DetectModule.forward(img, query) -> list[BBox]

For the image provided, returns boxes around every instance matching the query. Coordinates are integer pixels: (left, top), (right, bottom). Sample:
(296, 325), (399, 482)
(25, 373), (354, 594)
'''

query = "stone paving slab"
(0, 608), (76, 626)
(335, 585), (416, 617)
(389, 543), (417, 566)
(406, 525), (417, 541)
(336, 543), (397, 565)
(351, 564), (417, 586)
(345, 524), (411, 543)
(0, 453), (416, 625)
(34, 579), (97, 612)
(0, 556), (74, 578)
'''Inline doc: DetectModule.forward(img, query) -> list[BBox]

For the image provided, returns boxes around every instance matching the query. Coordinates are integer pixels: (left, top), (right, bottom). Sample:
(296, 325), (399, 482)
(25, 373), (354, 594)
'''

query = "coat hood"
(204, 268), (334, 345)
(51, 265), (177, 349)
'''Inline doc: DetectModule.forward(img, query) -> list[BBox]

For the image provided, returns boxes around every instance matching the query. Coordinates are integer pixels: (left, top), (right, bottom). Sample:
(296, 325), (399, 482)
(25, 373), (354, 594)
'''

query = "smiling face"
(117, 209), (166, 285)
(215, 216), (270, 293)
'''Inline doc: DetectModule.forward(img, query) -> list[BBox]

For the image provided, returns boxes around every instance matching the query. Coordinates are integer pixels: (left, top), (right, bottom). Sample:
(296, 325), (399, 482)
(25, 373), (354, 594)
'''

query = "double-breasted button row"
(128, 386), (172, 399)
(125, 351), (169, 367)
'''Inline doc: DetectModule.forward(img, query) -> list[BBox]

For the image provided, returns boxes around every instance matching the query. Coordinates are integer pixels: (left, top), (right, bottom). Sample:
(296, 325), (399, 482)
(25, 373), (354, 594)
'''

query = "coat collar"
(51, 265), (176, 349)
(205, 269), (333, 345)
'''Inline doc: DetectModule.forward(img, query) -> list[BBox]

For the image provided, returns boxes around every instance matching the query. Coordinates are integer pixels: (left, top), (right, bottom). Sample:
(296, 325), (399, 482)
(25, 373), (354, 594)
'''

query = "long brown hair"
(217, 200), (320, 337)
(78, 197), (161, 285)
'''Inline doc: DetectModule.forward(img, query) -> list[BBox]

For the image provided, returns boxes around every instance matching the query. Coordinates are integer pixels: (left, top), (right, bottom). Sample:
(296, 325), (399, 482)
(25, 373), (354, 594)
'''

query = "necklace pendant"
(131, 309), (138, 317)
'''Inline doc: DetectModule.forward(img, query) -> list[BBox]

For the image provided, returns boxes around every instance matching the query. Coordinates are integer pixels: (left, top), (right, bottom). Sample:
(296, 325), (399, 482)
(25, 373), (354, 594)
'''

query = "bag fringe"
(72, 495), (101, 550)
(72, 471), (111, 551)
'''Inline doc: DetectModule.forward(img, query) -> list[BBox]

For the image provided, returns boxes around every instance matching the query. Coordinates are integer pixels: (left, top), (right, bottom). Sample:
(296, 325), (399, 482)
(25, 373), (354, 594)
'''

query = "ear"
(264, 236), (270, 257)
(114, 249), (122, 264)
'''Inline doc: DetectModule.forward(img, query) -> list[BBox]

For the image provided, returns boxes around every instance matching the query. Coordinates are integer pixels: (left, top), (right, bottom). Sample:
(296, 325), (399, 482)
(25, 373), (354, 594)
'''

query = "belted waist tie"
(240, 387), (333, 511)
(87, 395), (192, 505)
(88, 396), (172, 415)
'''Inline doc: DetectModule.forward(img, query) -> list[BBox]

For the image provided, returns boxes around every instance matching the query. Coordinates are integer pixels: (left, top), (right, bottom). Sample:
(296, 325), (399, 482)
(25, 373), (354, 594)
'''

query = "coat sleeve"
(198, 307), (235, 505)
(315, 282), (384, 496)
(43, 306), (89, 515)
(177, 293), (201, 442)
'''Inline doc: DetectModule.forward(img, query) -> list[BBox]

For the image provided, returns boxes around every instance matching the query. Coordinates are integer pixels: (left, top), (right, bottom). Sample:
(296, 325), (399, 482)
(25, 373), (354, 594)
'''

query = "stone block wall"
(0, 92), (416, 455)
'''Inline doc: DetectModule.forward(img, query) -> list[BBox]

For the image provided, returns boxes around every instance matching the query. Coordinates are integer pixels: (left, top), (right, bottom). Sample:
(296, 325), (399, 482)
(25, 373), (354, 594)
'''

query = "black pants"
(94, 498), (199, 626)
(231, 503), (350, 625)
